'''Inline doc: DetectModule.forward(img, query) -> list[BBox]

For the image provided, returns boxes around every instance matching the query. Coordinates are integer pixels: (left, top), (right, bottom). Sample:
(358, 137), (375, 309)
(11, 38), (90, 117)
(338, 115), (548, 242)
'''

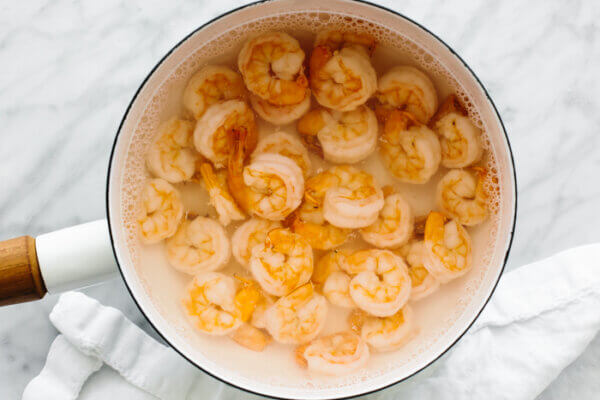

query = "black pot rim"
(105, 1), (518, 399)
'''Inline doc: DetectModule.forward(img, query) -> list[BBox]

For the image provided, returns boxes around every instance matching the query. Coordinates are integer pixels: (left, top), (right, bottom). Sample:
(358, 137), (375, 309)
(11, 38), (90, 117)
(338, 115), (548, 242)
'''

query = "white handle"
(36, 220), (118, 294)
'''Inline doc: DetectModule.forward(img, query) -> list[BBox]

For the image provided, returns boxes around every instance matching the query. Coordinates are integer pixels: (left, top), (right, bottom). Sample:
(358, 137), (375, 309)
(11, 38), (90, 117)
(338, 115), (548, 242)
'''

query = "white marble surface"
(1, 0), (599, 398)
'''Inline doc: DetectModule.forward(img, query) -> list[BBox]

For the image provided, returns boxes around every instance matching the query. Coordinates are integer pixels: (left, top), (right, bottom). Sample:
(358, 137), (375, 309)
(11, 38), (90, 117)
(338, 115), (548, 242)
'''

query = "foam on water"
(116, 11), (504, 389)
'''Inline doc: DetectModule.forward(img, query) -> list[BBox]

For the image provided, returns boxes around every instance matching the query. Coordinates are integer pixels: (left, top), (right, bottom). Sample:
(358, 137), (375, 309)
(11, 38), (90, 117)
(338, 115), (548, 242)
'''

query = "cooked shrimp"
(398, 240), (439, 301)
(194, 99), (258, 168)
(423, 212), (473, 283)
(431, 95), (483, 168)
(285, 168), (360, 249)
(199, 162), (245, 226)
(231, 323), (271, 352)
(250, 90), (311, 125)
(146, 118), (197, 183)
(249, 228), (313, 296)
(285, 204), (351, 251)
(296, 331), (369, 375)
(436, 168), (488, 226)
(310, 32), (377, 111)
(166, 216), (230, 274)
(321, 166), (384, 229)
(361, 306), (416, 352)
(314, 31), (377, 55)
(323, 271), (355, 308)
(182, 65), (246, 120)
(238, 32), (308, 106)
(286, 166), (382, 246)
(360, 189), (414, 248)
(265, 283), (328, 344)
(380, 110), (441, 184)
(228, 129), (304, 221)
(138, 179), (184, 244)
(253, 131), (312, 178)
(376, 66), (438, 124)
(182, 272), (242, 335)
(296, 105), (378, 163)
(311, 250), (350, 290)
(345, 249), (411, 317)
(231, 218), (282, 268)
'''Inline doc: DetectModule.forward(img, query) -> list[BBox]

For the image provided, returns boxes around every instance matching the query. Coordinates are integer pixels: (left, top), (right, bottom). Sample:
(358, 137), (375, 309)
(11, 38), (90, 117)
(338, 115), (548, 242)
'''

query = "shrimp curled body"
(138, 179), (184, 244)
(183, 65), (246, 120)
(423, 212), (473, 283)
(310, 31), (377, 112)
(194, 100), (258, 168)
(297, 105), (378, 164)
(436, 169), (488, 226)
(345, 249), (411, 317)
(431, 95), (483, 168)
(238, 32), (308, 106)
(166, 217), (230, 275)
(380, 110), (441, 184)
(297, 331), (369, 375)
(229, 129), (305, 221)
(361, 306), (416, 352)
(249, 228), (313, 296)
(265, 283), (328, 344)
(232, 218), (281, 269)
(376, 66), (438, 124)
(360, 191), (414, 249)
(322, 166), (384, 229)
(182, 272), (243, 335)
(146, 118), (196, 183)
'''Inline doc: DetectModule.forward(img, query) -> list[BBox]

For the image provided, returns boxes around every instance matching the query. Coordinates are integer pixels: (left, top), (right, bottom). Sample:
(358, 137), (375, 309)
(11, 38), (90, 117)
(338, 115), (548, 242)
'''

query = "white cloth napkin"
(22, 244), (600, 400)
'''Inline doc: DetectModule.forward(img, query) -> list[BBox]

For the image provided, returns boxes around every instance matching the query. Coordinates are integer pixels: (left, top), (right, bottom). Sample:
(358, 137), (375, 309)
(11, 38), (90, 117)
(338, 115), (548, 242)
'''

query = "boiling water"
(117, 11), (503, 388)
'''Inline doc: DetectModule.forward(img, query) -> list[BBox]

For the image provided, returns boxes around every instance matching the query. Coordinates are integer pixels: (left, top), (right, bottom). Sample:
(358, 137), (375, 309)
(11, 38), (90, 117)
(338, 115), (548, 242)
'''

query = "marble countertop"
(1, 0), (599, 398)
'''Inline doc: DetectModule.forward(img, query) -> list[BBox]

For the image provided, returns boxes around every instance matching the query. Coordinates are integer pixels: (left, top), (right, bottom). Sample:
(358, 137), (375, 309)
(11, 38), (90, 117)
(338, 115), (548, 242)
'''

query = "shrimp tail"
(429, 94), (467, 127)
(309, 45), (333, 79)
(199, 162), (218, 189)
(413, 215), (427, 238)
(381, 185), (397, 197)
(295, 344), (309, 368)
(282, 211), (298, 230)
(297, 109), (326, 158)
(301, 132), (324, 158)
(189, 157), (207, 183)
(374, 103), (395, 124)
(296, 72), (309, 90)
(384, 110), (421, 134)
(424, 211), (446, 243)
(471, 166), (489, 200)
(283, 212), (309, 238)
(227, 128), (253, 214)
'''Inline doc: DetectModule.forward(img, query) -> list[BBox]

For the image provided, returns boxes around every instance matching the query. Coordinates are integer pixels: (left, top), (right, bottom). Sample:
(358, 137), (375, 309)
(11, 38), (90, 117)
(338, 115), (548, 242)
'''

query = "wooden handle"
(0, 236), (47, 306)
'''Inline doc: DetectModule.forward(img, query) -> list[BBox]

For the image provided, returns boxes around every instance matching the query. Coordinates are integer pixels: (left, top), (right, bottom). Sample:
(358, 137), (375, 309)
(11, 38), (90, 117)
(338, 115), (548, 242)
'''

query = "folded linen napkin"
(22, 244), (600, 400)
